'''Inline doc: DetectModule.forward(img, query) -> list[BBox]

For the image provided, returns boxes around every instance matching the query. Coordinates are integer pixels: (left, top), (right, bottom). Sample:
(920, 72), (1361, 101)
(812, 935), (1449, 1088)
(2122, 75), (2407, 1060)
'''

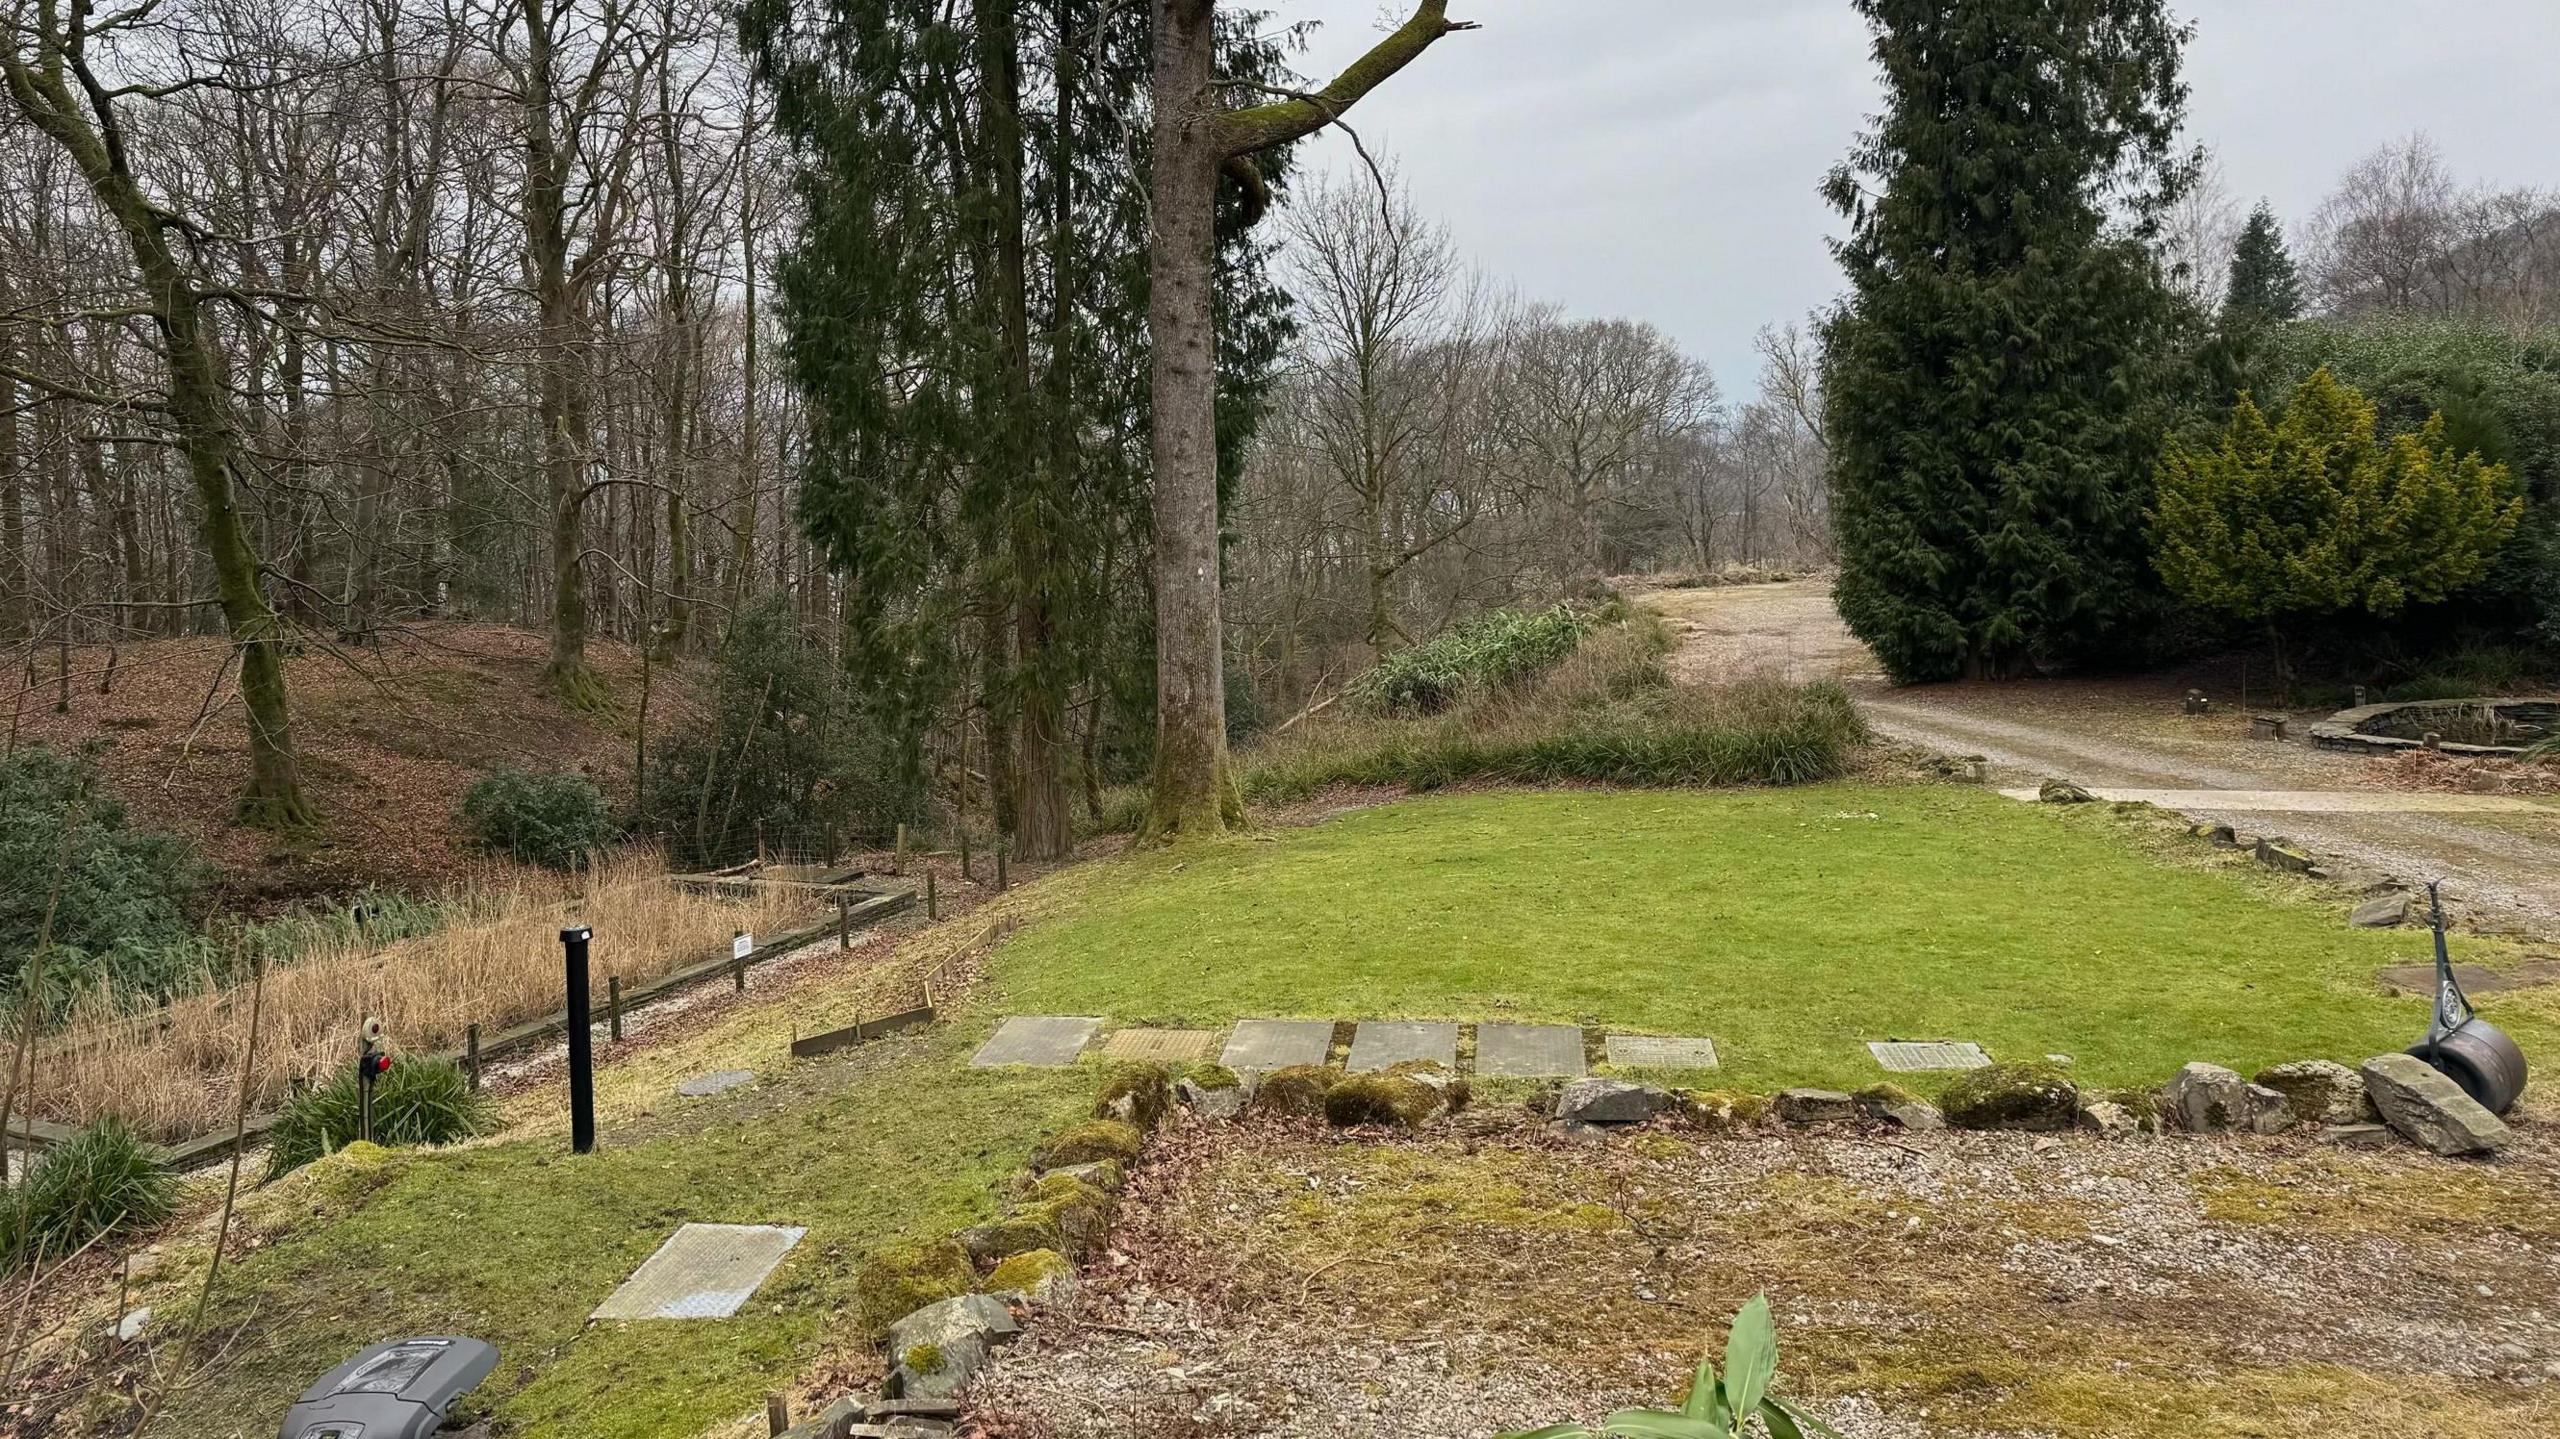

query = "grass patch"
(989, 786), (2541, 1091)
(1246, 621), (1866, 802)
(140, 1034), (1096, 1439)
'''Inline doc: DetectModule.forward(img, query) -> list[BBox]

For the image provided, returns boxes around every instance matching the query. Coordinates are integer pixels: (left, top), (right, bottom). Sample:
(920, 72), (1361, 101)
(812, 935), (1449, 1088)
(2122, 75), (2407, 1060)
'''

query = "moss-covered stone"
(1322, 1072), (1448, 1129)
(1021, 1173), (1117, 1257)
(1940, 1061), (2080, 1132)
(1094, 1063), (1175, 1131)
(849, 1238), (974, 1339)
(981, 1247), (1077, 1303)
(1247, 1064), (1337, 1119)
(1034, 1118), (1144, 1170)
(1856, 1081), (1920, 1107)
(1682, 1089), (1769, 1132)
(1183, 1062), (1242, 1092)
(1385, 1059), (1471, 1113)
(957, 1209), (1065, 1267)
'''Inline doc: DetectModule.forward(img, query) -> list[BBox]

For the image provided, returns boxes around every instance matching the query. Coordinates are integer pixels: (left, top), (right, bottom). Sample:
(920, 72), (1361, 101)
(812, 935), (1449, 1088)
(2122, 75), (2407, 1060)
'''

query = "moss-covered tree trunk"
(1141, 0), (1474, 840)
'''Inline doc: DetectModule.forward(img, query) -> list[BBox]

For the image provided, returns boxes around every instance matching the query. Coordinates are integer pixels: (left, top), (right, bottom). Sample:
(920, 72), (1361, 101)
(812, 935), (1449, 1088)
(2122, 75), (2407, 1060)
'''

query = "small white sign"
(732, 932), (753, 961)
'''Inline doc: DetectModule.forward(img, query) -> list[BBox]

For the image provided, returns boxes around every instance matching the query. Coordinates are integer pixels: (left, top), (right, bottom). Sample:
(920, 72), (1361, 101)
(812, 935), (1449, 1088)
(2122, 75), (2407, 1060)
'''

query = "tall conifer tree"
(2221, 202), (2304, 327)
(744, 0), (1294, 858)
(1820, 0), (2198, 681)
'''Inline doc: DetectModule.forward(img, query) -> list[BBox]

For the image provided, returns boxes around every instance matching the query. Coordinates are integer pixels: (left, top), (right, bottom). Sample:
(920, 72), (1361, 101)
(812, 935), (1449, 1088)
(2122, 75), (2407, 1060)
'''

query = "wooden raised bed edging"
(7, 886), (918, 1170)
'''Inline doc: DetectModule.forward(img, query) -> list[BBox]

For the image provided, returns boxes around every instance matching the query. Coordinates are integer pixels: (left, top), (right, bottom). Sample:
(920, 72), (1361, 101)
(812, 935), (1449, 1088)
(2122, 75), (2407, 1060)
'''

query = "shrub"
(6, 1117), (175, 1266)
(635, 597), (924, 869)
(461, 768), (616, 870)
(266, 1057), (493, 1178)
(0, 744), (205, 1020)
(2151, 369), (2525, 685)
(1347, 604), (1594, 716)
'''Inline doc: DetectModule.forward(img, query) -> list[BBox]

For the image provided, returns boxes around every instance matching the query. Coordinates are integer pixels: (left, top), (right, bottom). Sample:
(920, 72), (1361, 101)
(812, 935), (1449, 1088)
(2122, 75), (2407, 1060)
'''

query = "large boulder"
(2162, 1062), (2294, 1134)
(885, 1293), (1019, 1400)
(1940, 1061), (2079, 1132)
(2361, 1054), (2511, 1157)
(1556, 1078), (1672, 1125)
(2252, 1059), (2373, 1126)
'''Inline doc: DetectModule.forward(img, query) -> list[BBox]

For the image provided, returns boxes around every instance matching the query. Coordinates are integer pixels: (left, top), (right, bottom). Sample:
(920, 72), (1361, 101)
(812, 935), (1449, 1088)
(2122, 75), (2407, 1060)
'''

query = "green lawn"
(989, 785), (2542, 1092)
(148, 1038), (1093, 1439)
(143, 782), (2547, 1437)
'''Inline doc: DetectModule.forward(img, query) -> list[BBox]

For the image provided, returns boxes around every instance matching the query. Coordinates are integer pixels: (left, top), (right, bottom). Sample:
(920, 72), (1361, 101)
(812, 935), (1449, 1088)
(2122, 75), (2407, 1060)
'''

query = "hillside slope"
(8, 623), (690, 899)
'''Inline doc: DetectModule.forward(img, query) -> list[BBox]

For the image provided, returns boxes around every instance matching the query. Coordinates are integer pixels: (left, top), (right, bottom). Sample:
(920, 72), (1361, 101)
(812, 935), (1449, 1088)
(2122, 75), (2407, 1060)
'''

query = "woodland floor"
(8, 622), (686, 900)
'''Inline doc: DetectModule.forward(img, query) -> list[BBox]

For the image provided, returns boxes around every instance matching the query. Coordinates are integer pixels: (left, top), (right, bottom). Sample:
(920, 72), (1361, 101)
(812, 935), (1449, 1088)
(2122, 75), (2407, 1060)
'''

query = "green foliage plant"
(2150, 367), (2524, 678)
(1348, 604), (1595, 715)
(1502, 1294), (1842, 1439)
(460, 768), (617, 870)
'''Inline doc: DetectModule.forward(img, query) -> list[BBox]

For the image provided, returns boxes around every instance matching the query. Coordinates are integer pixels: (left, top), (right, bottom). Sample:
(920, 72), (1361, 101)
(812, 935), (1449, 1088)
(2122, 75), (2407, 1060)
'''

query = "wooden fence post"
(765, 1393), (789, 1436)
(996, 844), (1008, 892)
(894, 823), (908, 874)
(838, 896), (850, 950)
(466, 1024), (481, 1091)
(608, 976), (623, 1042)
(925, 869), (938, 921)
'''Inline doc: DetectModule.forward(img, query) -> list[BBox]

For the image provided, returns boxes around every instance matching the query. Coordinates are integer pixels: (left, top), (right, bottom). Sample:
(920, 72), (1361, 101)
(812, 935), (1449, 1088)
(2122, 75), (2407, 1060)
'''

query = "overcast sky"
(1268, 1), (2560, 398)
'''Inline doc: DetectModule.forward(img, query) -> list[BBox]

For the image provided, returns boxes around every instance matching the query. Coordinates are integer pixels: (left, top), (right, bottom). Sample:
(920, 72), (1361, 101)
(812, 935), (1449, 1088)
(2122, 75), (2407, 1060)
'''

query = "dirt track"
(1640, 579), (2560, 940)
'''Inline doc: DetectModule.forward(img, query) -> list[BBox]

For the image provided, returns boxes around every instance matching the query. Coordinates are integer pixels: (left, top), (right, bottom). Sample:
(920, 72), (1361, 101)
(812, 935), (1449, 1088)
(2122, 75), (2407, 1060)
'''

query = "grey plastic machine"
(277, 1336), (497, 1439)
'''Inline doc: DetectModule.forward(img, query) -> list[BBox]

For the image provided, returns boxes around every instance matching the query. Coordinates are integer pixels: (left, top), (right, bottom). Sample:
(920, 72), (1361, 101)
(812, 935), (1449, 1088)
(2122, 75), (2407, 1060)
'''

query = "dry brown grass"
(18, 849), (811, 1144)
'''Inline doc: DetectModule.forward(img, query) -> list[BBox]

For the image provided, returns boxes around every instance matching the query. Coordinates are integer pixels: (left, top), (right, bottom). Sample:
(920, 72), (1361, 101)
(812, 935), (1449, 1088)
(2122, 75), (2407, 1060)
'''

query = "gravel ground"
(971, 1109), (2560, 1439)
(1639, 580), (2560, 941)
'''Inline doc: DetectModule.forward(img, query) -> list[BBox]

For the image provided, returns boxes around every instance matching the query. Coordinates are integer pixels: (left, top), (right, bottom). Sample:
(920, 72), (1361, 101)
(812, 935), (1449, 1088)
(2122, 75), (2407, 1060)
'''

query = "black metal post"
(562, 926), (595, 1154)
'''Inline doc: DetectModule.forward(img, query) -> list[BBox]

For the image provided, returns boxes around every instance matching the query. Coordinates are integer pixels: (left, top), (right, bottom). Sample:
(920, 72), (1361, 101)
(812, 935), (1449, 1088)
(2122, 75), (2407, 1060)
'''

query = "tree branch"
(1213, 1), (1476, 159)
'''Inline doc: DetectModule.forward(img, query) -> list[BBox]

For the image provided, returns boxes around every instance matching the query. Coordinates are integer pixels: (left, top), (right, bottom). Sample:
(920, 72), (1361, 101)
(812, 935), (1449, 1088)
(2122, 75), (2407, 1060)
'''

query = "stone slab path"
(1869, 1040), (1992, 1072)
(1603, 1034), (1721, 1070)
(1345, 1020), (1459, 1073)
(590, 1223), (805, 1321)
(1101, 1028), (1221, 1063)
(971, 1015), (1103, 1068)
(1221, 1019), (1335, 1074)
(1475, 1023), (1587, 1078)
(1996, 786), (2549, 814)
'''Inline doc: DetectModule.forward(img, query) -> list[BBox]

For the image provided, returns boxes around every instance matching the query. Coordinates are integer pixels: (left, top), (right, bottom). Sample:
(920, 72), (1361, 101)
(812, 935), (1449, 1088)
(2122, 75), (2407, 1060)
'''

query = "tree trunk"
(1140, 0), (1242, 839)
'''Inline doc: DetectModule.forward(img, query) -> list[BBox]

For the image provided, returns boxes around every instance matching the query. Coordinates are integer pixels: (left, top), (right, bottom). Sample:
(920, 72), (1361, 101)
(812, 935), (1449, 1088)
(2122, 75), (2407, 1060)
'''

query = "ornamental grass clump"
(5, 1117), (176, 1268)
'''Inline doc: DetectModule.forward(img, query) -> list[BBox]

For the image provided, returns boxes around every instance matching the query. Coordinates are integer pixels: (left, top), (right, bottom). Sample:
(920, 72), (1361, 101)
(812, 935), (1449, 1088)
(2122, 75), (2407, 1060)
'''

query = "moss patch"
(1034, 1119), (1144, 1170)
(1248, 1065), (1337, 1119)
(1322, 1073), (1448, 1129)
(1941, 1061), (2080, 1131)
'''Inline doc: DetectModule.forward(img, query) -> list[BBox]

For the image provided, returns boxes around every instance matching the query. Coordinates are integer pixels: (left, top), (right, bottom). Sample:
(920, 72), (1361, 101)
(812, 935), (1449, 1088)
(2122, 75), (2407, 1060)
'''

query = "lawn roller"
(2408, 879), (2528, 1115)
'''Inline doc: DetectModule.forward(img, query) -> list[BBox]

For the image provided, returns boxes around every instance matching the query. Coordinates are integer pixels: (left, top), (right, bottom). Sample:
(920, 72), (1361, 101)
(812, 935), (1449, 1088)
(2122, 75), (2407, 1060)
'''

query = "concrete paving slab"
(1869, 1040), (1992, 1072)
(676, 1069), (754, 1098)
(970, 1015), (1102, 1068)
(1100, 1027), (1222, 1063)
(1995, 787), (2550, 814)
(1221, 1019), (1335, 1073)
(1604, 1034), (1721, 1071)
(591, 1223), (805, 1320)
(1347, 1020), (1460, 1073)
(1475, 1023), (1587, 1078)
